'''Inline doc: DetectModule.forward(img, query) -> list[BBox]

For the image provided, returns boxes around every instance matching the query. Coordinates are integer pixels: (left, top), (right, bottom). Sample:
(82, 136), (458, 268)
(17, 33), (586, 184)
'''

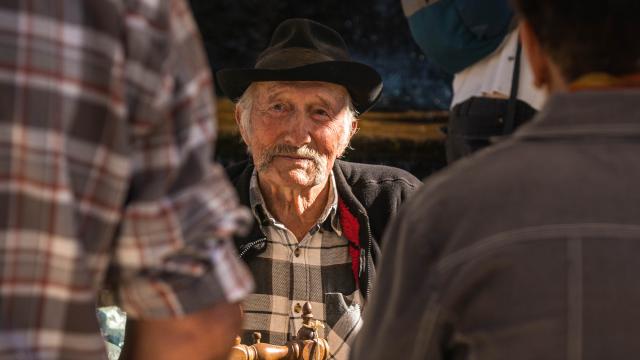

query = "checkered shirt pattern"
(242, 171), (364, 360)
(0, 0), (253, 358)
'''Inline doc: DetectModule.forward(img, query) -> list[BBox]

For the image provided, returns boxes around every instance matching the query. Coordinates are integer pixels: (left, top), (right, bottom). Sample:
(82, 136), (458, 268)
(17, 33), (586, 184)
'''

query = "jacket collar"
(332, 160), (368, 217)
(514, 89), (640, 140)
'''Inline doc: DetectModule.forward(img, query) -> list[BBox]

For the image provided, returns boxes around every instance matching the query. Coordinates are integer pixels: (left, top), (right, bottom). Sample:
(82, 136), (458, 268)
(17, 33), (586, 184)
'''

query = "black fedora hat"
(216, 18), (383, 115)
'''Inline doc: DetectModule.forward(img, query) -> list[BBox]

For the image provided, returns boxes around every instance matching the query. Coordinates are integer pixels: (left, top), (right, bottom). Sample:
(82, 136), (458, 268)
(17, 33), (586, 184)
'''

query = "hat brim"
(216, 61), (383, 115)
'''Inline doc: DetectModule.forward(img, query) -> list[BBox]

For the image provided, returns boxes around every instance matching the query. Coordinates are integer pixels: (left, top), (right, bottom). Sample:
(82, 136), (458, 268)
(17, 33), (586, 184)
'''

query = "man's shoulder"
(335, 160), (421, 189)
(388, 141), (537, 256)
(402, 138), (551, 228)
(419, 140), (530, 198)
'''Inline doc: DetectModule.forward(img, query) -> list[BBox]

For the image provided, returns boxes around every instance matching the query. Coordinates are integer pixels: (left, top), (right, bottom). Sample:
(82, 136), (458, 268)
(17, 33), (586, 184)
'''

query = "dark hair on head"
(511, 0), (640, 81)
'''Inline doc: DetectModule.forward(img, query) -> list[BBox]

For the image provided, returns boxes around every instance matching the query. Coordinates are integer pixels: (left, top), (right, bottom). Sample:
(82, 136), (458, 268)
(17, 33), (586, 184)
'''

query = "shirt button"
(293, 302), (302, 314)
(294, 248), (301, 257)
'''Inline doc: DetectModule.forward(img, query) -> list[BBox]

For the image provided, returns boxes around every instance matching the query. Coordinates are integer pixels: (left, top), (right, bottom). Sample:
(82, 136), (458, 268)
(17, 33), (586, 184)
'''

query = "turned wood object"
(228, 302), (330, 360)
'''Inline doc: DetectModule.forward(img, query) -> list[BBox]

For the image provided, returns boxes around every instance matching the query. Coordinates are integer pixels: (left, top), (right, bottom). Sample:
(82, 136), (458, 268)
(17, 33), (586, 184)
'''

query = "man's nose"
(283, 111), (312, 146)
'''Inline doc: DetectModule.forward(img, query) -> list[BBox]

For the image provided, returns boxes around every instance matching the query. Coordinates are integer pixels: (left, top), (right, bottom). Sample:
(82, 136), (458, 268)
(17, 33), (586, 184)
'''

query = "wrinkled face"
(237, 81), (356, 190)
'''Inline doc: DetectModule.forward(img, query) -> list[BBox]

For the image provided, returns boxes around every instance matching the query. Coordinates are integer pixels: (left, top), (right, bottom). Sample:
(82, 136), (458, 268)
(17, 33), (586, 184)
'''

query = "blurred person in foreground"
(352, 0), (640, 359)
(216, 18), (421, 360)
(0, 1), (253, 359)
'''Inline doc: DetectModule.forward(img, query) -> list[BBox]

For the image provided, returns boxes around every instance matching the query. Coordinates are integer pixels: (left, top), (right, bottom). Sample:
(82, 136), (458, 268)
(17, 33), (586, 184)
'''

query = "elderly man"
(353, 0), (640, 359)
(217, 18), (421, 359)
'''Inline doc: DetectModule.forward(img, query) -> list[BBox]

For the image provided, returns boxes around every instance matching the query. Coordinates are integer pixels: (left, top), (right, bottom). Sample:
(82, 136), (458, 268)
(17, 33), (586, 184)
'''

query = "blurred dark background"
(188, 0), (452, 178)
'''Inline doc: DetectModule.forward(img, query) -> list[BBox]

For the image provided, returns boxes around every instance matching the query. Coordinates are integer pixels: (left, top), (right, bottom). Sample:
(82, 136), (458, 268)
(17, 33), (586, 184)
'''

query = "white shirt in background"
(451, 30), (547, 110)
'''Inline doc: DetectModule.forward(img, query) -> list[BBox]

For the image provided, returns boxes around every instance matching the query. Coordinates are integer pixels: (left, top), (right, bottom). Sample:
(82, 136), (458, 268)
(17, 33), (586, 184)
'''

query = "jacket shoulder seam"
(361, 178), (419, 187)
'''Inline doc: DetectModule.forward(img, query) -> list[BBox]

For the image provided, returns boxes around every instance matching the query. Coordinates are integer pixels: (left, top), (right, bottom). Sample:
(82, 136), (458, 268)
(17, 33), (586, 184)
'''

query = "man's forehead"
(255, 81), (348, 100)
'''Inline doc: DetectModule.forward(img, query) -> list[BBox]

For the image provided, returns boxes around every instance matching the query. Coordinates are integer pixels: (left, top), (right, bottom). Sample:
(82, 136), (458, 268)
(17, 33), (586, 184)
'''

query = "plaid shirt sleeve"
(112, 0), (253, 318)
(0, 0), (251, 356)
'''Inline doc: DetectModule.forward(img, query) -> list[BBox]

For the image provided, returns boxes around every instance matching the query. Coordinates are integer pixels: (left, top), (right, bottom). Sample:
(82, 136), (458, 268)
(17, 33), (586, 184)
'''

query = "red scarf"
(338, 198), (361, 287)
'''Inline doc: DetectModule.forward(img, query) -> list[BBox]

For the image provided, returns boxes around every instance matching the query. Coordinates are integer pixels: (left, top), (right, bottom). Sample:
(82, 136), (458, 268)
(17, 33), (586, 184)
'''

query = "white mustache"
(257, 144), (325, 172)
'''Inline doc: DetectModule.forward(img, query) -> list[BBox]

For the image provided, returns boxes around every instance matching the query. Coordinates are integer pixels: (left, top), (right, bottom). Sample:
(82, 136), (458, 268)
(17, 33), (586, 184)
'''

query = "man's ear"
(350, 119), (359, 138)
(519, 20), (551, 89)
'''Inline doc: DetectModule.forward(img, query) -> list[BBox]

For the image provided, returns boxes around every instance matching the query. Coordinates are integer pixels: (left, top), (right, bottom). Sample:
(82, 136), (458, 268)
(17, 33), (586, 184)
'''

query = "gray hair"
(236, 83), (257, 137)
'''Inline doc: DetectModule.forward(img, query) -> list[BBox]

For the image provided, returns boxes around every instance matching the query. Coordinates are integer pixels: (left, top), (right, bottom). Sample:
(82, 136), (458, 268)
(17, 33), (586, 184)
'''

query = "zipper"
(239, 237), (267, 258)
(359, 210), (373, 298)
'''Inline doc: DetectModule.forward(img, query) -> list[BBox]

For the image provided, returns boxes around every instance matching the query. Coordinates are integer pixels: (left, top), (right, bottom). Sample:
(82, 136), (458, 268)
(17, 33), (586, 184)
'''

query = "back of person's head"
(512, 0), (640, 81)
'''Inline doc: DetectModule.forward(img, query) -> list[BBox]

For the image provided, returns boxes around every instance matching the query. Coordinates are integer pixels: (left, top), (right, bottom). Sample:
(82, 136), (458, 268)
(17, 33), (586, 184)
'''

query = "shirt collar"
(248, 170), (341, 235)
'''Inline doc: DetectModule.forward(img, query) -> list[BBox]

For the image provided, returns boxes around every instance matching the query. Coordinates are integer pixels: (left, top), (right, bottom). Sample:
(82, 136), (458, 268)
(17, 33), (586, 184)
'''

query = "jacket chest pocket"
(324, 291), (363, 340)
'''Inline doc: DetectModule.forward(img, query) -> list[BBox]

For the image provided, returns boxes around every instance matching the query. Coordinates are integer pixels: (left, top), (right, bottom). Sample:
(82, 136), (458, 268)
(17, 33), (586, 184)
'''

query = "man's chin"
(281, 169), (323, 187)
(260, 167), (326, 189)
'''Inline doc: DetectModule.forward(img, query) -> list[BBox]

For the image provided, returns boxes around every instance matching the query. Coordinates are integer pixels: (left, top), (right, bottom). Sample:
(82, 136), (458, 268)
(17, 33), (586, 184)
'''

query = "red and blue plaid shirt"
(0, 0), (253, 358)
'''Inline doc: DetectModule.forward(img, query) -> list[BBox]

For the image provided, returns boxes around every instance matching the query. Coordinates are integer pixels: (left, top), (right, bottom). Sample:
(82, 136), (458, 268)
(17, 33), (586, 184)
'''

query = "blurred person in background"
(402, 0), (546, 163)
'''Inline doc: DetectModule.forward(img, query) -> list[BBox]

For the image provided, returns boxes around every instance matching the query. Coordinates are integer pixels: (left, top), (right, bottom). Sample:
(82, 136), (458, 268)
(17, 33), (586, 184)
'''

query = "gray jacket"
(353, 90), (640, 360)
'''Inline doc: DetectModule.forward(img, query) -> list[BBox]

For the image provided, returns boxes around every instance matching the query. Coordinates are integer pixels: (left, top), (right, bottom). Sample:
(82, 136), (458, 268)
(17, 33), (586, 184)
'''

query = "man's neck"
(258, 177), (331, 241)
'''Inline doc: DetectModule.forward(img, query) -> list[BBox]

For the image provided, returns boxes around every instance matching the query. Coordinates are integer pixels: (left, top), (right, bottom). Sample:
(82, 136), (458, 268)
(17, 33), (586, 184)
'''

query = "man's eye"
(270, 103), (286, 112)
(313, 109), (330, 117)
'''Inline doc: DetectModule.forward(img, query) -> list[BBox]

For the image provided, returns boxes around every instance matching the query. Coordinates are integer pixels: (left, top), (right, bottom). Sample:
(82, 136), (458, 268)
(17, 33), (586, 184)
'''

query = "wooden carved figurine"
(228, 302), (330, 360)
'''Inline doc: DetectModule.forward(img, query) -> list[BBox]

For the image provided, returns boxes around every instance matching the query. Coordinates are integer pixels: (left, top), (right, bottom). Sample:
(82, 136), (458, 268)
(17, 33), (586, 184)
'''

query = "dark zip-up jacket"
(226, 159), (421, 298)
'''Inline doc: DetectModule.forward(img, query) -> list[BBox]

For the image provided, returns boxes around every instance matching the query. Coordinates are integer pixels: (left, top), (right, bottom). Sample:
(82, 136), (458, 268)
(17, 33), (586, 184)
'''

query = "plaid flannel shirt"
(241, 171), (363, 360)
(0, 0), (253, 358)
